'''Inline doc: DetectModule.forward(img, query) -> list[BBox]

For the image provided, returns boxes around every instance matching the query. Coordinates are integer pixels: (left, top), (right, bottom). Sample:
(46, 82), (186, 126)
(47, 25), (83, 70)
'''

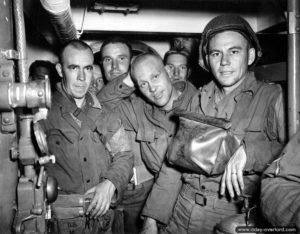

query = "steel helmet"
(199, 14), (262, 71)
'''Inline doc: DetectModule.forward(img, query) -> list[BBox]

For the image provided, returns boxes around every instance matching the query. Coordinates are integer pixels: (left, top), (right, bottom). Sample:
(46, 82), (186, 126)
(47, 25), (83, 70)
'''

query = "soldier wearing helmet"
(141, 14), (286, 234)
(199, 14), (262, 71)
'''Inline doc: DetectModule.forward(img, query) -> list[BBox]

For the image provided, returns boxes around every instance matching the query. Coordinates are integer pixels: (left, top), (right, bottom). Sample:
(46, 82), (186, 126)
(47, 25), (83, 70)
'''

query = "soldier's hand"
(85, 179), (116, 218)
(141, 217), (158, 234)
(220, 145), (246, 198)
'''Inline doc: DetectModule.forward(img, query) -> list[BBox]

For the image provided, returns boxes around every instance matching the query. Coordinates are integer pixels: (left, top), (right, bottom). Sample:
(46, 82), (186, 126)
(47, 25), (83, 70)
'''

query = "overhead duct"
(40, 0), (77, 45)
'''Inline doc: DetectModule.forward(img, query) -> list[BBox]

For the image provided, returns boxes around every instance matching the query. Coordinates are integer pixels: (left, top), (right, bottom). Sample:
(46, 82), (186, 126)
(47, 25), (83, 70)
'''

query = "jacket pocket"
(243, 126), (265, 142)
(46, 129), (76, 144)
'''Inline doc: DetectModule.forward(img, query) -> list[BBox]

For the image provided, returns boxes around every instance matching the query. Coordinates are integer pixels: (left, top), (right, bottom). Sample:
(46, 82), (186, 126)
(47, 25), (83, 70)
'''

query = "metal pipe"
(40, 0), (77, 45)
(287, 0), (300, 138)
(18, 115), (40, 184)
(0, 79), (51, 111)
(13, 0), (28, 83)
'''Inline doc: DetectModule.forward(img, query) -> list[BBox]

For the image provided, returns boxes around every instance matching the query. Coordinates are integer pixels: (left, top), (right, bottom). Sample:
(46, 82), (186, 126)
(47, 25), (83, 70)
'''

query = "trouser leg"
(119, 180), (153, 234)
(55, 217), (86, 234)
(52, 210), (114, 234)
(166, 185), (241, 234)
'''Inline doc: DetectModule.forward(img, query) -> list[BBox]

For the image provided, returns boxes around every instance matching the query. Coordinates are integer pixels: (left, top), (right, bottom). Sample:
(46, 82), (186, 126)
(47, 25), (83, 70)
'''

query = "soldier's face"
(32, 66), (51, 81)
(165, 53), (190, 82)
(133, 57), (174, 110)
(57, 47), (94, 100)
(89, 64), (104, 94)
(101, 43), (131, 81)
(208, 31), (255, 93)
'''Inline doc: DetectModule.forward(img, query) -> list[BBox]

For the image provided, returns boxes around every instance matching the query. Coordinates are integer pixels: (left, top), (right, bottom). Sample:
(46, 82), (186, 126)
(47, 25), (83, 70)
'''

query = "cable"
(77, 0), (87, 38)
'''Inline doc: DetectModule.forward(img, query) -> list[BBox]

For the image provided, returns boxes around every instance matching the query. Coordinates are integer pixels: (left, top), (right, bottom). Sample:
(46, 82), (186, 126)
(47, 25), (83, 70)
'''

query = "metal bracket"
(0, 60), (16, 133)
(1, 112), (16, 133)
(0, 60), (15, 81)
(288, 12), (300, 34)
(0, 49), (19, 60)
(91, 1), (139, 15)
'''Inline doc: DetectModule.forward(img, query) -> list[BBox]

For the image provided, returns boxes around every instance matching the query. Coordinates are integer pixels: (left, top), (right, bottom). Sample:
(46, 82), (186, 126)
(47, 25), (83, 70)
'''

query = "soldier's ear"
(55, 63), (63, 78)
(248, 48), (255, 66)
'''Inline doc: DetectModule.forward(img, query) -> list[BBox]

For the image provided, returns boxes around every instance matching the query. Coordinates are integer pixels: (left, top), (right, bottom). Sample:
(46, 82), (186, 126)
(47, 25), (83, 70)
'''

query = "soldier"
(98, 52), (197, 233)
(142, 14), (286, 234)
(40, 39), (133, 233)
(99, 37), (131, 82)
(29, 60), (59, 90)
(97, 37), (155, 234)
(164, 49), (192, 83)
(261, 130), (300, 230)
(89, 64), (104, 95)
(171, 36), (210, 88)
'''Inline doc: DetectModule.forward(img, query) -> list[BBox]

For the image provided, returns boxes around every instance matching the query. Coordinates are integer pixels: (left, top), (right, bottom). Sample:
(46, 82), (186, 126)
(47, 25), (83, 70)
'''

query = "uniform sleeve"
(97, 73), (135, 108)
(101, 113), (134, 202)
(261, 130), (300, 228)
(243, 91), (286, 173)
(141, 162), (182, 224)
(97, 73), (138, 132)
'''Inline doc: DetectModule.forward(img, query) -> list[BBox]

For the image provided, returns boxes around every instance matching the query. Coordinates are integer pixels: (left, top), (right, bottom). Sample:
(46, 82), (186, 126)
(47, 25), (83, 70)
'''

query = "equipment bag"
(167, 110), (240, 175)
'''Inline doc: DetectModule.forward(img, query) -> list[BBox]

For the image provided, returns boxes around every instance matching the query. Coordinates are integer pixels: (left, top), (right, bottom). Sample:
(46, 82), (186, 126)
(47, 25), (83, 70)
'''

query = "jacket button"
(86, 179), (90, 183)
(55, 141), (60, 145)
(80, 136), (83, 140)
(201, 185), (206, 190)
(83, 157), (87, 162)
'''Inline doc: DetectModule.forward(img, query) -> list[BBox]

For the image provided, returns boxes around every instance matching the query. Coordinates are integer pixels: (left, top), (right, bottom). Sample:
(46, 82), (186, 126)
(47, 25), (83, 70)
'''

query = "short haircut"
(99, 37), (132, 62)
(130, 52), (163, 82)
(58, 39), (93, 63)
(163, 49), (191, 66)
(29, 60), (56, 77)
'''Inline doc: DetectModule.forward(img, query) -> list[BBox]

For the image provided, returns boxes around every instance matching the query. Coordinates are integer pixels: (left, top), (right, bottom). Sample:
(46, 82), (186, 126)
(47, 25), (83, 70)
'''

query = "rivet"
(38, 91), (44, 97)
(3, 118), (10, 124)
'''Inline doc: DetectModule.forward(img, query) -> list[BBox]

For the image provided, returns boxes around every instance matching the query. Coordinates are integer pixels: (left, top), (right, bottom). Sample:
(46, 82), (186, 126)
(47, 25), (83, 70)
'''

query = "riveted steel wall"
(0, 0), (18, 233)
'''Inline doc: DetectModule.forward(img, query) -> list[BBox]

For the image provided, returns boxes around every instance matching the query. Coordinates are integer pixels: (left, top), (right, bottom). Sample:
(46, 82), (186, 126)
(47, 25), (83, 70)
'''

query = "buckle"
(195, 193), (207, 206)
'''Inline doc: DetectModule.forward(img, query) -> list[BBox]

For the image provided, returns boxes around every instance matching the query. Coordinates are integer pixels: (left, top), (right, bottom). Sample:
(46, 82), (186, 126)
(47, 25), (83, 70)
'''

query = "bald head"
(131, 53), (164, 82)
(130, 53), (178, 111)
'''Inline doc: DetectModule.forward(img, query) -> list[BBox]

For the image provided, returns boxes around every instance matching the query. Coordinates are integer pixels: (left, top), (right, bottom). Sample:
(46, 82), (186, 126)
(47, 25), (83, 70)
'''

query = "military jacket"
(261, 129), (300, 228)
(97, 74), (197, 177)
(142, 72), (286, 224)
(42, 83), (133, 200)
